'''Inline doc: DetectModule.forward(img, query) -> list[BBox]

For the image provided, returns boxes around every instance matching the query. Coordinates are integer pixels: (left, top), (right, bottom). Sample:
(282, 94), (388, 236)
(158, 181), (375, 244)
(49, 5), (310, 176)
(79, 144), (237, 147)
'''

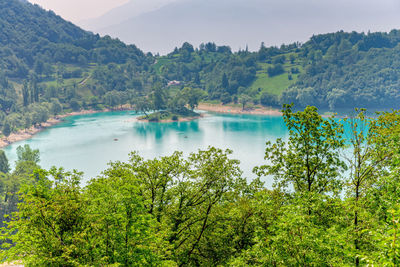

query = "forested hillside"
(154, 31), (400, 110)
(0, 0), (149, 76)
(1, 0), (400, 136)
(2, 1), (400, 265)
(0, 0), (154, 136)
(287, 30), (400, 109)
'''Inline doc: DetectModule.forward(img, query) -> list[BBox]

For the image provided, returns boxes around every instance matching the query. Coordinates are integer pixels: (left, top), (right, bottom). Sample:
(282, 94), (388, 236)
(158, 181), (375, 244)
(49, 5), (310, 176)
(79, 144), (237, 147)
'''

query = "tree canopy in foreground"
(1, 106), (400, 266)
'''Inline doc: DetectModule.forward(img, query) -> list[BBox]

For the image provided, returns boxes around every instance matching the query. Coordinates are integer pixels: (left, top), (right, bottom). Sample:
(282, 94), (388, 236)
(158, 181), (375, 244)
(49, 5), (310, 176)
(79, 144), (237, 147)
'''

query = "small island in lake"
(138, 108), (202, 122)
(135, 86), (204, 122)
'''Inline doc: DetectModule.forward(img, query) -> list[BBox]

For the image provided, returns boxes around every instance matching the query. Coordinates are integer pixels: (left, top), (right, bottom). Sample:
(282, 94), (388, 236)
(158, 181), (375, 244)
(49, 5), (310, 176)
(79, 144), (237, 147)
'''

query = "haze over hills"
(3, 1), (400, 266)
(80, 0), (400, 54)
(79, 0), (177, 32)
(2, 0), (400, 138)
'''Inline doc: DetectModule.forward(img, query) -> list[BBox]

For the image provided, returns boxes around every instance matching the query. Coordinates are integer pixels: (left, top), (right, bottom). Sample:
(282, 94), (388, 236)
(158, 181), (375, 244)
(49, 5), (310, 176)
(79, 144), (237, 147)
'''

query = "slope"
(79, 0), (177, 32)
(92, 0), (400, 54)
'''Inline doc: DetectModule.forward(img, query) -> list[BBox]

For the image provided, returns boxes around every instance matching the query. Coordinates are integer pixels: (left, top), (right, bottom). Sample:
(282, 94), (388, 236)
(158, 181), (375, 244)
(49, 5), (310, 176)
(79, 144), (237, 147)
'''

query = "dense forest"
(1, 0), (400, 135)
(1, 106), (400, 265)
(2, 0), (400, 265)
(156, 30), (400, 111)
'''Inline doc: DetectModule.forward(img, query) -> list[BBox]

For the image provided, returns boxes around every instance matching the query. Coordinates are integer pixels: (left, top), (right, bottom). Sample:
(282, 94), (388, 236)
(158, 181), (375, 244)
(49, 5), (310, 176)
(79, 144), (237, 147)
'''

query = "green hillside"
(2, 0), (400, 136)
(2, 1), (400, 266)
(0, 0), (156, 135)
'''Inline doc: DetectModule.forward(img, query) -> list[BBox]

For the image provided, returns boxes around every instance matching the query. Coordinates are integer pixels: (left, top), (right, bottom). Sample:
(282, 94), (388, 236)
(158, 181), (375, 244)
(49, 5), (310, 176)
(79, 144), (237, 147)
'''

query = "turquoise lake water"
(3, 111), (289, 186)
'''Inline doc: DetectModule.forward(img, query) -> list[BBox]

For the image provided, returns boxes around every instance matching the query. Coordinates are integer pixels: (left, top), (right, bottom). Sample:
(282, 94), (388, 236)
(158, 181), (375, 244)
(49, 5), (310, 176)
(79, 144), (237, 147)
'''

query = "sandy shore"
(197, 103), (282, 116)
(0, 104), (281, 149)
(0, 109), (115, 149)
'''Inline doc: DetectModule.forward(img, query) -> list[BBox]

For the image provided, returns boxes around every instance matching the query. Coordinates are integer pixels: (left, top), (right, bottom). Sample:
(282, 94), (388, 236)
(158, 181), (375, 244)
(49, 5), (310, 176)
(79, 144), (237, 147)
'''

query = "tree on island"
(134, 96), (152, 118)
(152, 85), (167, 111)
(182, 87), (204, 110)
(167, 92), (187, 114)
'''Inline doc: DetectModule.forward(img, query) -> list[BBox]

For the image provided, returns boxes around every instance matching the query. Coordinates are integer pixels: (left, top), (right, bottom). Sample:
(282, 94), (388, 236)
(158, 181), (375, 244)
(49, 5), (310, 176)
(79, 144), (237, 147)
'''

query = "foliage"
(0, 150), (9, 174)
(16, 144), (40, 164)
(3, 0), (400, 264)
(2, 0), (400, 138)
(2, 108), (400, 265)
(254, 104), (346, 195)
(0, 147), (244, 266)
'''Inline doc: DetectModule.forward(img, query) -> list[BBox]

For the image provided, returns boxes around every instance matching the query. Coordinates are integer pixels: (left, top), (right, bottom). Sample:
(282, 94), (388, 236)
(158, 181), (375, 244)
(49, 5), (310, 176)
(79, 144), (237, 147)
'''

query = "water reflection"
(4, 111), (291, 187)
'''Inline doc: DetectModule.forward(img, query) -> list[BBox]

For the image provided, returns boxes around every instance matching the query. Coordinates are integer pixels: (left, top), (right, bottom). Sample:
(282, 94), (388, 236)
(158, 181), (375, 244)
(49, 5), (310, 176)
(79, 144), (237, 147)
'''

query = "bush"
(260, 92), (279, 107)
(70, 99), (81, 111)
(267, 64), (285, 77)
(291, 67), (300, 74)
(220, 93), (232, 104)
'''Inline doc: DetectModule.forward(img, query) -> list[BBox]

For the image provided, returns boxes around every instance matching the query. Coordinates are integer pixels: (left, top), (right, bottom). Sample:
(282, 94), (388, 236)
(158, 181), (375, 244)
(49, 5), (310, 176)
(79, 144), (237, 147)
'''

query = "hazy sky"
(28, 0), (130, 22)
(27, 0), (400, 54)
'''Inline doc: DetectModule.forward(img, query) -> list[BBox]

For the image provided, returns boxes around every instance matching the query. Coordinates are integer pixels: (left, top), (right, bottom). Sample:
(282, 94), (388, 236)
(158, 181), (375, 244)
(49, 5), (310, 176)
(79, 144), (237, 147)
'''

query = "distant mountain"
(80, 0), (177, 33)
(83, 0), (400, 54)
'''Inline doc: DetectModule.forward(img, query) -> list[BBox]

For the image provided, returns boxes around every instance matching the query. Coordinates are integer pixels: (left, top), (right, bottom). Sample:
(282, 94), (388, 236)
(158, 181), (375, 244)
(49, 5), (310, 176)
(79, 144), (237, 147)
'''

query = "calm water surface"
(4, 111), (289, 186)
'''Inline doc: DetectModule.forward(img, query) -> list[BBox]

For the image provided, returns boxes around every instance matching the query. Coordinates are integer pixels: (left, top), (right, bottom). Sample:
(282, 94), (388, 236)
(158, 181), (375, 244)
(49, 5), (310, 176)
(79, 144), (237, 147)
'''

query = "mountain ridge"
(80, 0), (177, 32)
(83, 0), (400, 54)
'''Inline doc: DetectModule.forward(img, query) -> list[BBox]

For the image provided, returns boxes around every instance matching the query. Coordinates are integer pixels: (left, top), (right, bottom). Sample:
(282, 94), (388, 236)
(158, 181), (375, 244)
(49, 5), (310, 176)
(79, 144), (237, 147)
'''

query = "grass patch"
(248, 61), (303, 96)
(249, 72), (298, 96)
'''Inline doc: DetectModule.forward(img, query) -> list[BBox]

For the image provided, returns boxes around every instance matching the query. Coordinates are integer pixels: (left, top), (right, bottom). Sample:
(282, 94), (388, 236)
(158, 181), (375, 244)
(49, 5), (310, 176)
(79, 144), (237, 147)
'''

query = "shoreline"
(197, 103), (282, 116)
(0, 103), (281, 149)
(0, 109), (120, 149)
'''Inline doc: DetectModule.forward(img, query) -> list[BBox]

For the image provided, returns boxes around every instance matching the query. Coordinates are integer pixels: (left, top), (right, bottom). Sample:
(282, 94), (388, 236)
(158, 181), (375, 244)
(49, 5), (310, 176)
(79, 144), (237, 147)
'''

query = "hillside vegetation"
(1, 1), (400, 265)
(1, 0), (400, 136)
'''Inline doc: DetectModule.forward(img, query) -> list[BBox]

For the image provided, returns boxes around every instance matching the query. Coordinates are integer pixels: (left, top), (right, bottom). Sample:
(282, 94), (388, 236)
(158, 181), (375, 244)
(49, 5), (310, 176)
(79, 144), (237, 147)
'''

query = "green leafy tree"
(134, 96), (152, 118)
(0, 150), (9, 174)
(0, 168), (90, 266)
(167, 92), (187, 114)
(152, 85), (167, 111)
(2, 121), (11, 137)
(182, 87), (204, 110)
(16, 144), (40, 164)
(342, 109), (397, 265)
(85, 163), (166, 265)
(50, 98), (63, 115)
(239, 94), (252, 110)
(22, 80), (29, 107)
(108, 147), (242, 265)
(255, 104), (346, 196)
(222, 73), (229, 89)
(359, 110), (400, 265)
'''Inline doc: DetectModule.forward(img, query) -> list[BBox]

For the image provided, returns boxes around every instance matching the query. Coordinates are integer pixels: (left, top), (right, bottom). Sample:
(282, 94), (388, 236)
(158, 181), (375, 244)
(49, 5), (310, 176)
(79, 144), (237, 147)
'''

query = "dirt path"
(79, 73), (91, 86)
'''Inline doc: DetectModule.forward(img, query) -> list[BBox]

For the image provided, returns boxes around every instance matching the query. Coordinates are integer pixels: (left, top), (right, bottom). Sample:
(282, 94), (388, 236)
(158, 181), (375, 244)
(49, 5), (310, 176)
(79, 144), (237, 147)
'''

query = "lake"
(4, 111), (289, 186)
